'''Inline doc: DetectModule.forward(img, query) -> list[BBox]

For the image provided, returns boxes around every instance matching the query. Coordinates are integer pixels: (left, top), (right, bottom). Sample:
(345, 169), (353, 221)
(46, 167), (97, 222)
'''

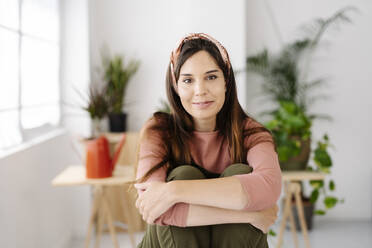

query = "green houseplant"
(245, 7), (354, 228)
(72, 83), (109, 138)
(103, 55), (140, 132)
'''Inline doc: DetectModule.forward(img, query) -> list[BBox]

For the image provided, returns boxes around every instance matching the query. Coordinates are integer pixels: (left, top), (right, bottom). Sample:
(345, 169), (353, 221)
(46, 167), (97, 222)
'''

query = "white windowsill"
(0, 127), (67, 160)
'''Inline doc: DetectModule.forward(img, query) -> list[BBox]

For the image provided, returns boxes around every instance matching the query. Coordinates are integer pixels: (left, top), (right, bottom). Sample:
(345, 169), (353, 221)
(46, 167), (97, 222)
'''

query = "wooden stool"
(276, 171), (326, 248)
(52, 165), (137, 248)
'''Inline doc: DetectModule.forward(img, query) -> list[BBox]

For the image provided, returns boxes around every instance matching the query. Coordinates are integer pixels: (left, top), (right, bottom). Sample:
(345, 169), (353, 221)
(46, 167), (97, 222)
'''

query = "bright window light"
(0, 0), (60, 150)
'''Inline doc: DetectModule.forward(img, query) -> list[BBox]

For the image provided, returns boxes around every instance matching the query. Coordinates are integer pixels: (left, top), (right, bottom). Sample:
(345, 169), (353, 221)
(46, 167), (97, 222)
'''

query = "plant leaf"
(329, 180), (335, 191)
(310, 180), (324, 189)
(310, 189), (319, 203)
(315, 210), (326, 215)
(324, 196), (338, 209)
(268, 229), (277, 236)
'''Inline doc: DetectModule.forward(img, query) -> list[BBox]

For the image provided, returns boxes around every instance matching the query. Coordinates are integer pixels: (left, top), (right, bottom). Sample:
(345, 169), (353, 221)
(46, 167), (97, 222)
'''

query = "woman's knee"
(220, 163), (253, 177)
(167, 165), (206, 182)
(211, 223), (267, 248)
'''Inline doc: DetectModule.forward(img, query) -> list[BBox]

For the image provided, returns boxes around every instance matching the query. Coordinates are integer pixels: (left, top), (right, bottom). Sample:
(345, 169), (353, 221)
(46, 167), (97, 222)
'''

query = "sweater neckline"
(192, 129), (220, 136)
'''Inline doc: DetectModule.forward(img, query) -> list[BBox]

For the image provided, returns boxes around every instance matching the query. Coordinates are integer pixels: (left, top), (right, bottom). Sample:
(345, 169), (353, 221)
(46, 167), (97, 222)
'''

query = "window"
(0, 0), (60, 150)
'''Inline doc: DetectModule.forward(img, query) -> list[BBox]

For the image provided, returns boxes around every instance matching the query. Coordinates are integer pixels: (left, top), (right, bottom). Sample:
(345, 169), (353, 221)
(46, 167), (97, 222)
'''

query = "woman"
(134, 33), (282, 248)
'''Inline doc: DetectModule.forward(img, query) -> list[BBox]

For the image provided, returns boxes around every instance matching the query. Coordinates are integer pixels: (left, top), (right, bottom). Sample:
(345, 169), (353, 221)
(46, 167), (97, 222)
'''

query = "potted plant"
(245, 7), (354, 229)
(103, 55), (140, 132)
(265, 100), (340, 229)
(72, 83), (109, 138)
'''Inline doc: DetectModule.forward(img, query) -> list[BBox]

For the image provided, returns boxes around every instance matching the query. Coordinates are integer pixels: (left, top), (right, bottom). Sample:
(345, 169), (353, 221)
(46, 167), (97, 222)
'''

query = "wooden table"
(276, 171), (326, 248)
(52, 165), (137, 248)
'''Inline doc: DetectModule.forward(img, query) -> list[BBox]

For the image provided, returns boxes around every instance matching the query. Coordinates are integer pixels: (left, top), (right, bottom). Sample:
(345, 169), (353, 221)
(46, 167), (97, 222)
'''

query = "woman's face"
(177, 50), (226, 126)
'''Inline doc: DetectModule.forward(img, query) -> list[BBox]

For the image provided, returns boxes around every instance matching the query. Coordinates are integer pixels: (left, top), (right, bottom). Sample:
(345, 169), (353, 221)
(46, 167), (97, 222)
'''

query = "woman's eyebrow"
(205, 69), (219, 74)
(180, 69), (219, 76)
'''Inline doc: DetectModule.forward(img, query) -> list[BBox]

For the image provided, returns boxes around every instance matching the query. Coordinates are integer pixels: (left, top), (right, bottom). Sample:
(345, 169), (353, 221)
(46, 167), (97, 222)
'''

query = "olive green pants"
(137, 163), (268, 248)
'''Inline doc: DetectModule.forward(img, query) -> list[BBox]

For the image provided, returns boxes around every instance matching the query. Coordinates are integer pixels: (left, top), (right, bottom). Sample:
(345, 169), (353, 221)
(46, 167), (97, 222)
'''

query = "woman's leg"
(211, 163), (268, 248)
(137, 165), (211, 248)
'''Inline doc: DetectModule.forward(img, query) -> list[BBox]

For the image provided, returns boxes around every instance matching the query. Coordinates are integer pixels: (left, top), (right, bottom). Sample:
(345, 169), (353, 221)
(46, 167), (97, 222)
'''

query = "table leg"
(85, 186), (101, 248)
(288, 184), (299, 248)
(293, 182), (311, 248)
(276, 182), (291, 248)
(95, 189), (104, 248)
(120, 188), (136, 247)
(102, 187), (120, 248)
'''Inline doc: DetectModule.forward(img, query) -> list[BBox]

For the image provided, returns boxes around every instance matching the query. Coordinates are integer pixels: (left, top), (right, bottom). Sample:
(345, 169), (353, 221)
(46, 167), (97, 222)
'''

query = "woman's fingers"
(134, 182), (149, 190)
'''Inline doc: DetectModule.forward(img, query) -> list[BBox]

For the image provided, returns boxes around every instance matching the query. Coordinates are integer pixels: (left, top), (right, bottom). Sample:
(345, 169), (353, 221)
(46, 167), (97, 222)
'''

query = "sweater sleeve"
(233, 118), (282, 211)
(136, 119), (189, 227)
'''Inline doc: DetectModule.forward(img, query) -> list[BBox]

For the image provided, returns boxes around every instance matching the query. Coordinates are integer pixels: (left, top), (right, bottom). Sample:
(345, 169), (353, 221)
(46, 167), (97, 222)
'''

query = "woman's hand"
(134, 181), (176, 225)
(250, 204), (279, 233)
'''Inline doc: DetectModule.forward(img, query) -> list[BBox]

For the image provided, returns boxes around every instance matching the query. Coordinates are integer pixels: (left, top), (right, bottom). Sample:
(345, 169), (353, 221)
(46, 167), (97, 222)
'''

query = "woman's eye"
(207, 75), (217, 80)
(182, 78), (192, 84)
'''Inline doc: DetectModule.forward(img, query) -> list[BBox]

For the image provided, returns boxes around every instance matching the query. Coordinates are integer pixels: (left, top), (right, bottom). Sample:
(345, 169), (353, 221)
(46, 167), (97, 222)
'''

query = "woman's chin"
(191, 111), (218, 121)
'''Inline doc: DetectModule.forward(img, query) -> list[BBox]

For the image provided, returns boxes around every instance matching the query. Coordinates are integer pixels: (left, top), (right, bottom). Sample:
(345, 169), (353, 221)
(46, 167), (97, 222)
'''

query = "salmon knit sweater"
(136, 117), (282, 227)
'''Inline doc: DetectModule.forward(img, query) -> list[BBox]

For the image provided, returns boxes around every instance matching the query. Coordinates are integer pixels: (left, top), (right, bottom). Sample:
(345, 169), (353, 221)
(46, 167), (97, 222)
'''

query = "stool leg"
(288, 184), (299, 248)
(85, 186), (100, 248)
(102, 188), (120, 248)
(94, 191), (104, 248)
(293, 183), (311, 248)
(121, 189), (136, 247)
(276, 183), (291, 248)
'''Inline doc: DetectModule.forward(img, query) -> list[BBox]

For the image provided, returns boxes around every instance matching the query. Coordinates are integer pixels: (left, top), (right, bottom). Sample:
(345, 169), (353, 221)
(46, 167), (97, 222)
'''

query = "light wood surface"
(282, 171), (326, 181)
(52, 131), (144, 248)
(51, 165), (135, 187)
(102, 132), (125, 144)
(52, 165), (137, 248)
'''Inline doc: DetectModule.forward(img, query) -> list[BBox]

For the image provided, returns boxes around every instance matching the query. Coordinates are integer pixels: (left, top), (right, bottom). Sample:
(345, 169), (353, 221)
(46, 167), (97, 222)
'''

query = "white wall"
(88, 0), (247, 131)
(0, 131), (89, 248)
(1, 2), (370, 247)
(60, 0), (92, 138)
(89, 0), (372, 221)
(246, 0), (372, 220)
(0, 1), (92, 247)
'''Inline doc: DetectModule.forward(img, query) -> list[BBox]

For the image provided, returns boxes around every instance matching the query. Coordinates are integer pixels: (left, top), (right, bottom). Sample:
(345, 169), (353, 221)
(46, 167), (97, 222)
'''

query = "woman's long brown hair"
(137, 39), (272, 183)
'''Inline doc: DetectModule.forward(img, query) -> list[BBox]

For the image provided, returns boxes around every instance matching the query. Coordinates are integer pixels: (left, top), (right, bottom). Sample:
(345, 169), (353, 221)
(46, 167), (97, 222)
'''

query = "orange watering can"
(85, 134), (126, 178)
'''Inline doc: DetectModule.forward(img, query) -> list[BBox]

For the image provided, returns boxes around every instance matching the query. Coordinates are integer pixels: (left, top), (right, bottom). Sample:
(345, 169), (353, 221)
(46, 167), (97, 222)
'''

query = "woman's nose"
(194, 80), (207, 96)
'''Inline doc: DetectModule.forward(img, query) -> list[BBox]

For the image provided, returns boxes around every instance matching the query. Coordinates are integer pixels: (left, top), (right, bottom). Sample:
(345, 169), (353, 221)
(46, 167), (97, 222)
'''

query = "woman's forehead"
(179, 51), (220, 74)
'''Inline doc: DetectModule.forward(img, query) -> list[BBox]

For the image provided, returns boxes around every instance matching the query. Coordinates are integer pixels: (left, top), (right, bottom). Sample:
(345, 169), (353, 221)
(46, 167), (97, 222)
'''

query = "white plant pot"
(91, 117), (108, 138)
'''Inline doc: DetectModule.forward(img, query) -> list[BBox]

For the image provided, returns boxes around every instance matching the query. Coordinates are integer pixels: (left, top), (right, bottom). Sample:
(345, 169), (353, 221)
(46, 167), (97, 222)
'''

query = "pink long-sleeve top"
(136, 117), (282, 227)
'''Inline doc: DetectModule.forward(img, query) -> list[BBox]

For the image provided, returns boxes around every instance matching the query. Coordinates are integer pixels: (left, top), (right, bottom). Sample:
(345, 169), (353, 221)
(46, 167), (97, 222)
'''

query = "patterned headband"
(169, 33), (231, 88)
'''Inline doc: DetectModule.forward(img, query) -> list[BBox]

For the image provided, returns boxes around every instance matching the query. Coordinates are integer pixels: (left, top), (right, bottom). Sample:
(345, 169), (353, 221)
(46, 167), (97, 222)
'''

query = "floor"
(69, 220), (372, 248)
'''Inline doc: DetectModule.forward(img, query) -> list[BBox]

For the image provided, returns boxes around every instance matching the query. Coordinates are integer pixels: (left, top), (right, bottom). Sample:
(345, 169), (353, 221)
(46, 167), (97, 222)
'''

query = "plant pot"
(280, 137), (311, 171)
(91, 118), (102, 138)
(91, 117), (109, 138)
(109, 112), (127, 132)
(291, 197), (314, 231)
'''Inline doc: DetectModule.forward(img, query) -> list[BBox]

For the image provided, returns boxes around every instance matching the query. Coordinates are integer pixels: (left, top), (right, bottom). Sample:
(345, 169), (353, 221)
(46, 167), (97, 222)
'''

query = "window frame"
(0, 0), (61, 151)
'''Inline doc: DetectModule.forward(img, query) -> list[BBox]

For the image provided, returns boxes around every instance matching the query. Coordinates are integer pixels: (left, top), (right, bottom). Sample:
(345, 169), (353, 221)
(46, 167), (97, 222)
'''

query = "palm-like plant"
(246, 6), (355, 117)
(103, 55), (140, 114)
(246, 7), (355, 217)
(84, 85), (109, 120)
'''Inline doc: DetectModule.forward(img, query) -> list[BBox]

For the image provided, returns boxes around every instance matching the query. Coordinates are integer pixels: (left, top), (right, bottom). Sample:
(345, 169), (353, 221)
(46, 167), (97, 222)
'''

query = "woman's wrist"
(166, 180), (183, 205)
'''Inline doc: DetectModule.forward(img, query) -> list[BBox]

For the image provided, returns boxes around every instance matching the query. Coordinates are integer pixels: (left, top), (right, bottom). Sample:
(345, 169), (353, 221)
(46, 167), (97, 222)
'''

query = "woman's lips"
(192, 101), (214, 109)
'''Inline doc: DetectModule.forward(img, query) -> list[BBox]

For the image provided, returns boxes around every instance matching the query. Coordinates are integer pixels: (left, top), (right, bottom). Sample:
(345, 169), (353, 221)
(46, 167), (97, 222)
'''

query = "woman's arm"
(186, 203), (278, 233)
(169, 176), (248, 210)
(136, 142), (282, 227)
(169, 142), (282, 211)
(135, 180), (278, 232)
